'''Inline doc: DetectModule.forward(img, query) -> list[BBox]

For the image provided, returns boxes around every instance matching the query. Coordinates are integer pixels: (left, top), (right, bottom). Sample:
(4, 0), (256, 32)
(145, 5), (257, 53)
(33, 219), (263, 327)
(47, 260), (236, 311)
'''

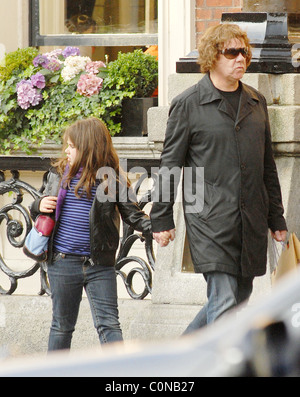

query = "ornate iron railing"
(0, 157), (158, 299)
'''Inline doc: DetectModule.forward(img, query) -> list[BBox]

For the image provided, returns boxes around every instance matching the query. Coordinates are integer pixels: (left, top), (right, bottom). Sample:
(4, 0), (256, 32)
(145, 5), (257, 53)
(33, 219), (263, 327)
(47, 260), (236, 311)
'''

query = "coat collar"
(237, 82), (260, 124)
(197, 73), (260, 123)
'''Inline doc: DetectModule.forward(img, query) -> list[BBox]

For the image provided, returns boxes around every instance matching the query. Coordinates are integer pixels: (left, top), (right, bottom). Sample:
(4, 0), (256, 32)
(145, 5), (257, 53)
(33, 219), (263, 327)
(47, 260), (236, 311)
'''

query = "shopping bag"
(272, 232), (300, 283)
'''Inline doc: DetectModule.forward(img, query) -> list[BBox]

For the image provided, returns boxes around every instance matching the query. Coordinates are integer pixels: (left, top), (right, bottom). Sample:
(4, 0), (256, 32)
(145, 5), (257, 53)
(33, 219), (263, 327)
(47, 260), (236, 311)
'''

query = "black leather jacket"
(30, 169), (152, 266)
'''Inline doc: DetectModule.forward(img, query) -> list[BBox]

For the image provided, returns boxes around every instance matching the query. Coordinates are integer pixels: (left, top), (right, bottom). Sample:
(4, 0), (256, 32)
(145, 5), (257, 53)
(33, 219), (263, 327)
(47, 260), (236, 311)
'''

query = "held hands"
(39, 196), (58, 213)
(153, 229), (176, 247)
(271, 230), (287, 243)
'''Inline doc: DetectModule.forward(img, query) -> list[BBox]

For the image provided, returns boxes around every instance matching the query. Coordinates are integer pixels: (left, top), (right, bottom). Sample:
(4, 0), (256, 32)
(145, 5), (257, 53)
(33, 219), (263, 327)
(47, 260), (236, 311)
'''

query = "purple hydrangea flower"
(16, 79), (28, 90)
(62, 46), (80, 58)
(45, 58), (62, 72)
(30, 72), (46, 89)
(46, 49), (63, 58)
(17, 80), (43, 109)
(33, 54), (50, 68)
(31, 91), (43, 106)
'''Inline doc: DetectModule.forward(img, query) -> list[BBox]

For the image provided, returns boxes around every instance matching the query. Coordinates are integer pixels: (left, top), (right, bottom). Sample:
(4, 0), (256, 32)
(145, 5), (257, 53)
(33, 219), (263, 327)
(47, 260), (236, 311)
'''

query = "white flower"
(61, 56), (91, 82)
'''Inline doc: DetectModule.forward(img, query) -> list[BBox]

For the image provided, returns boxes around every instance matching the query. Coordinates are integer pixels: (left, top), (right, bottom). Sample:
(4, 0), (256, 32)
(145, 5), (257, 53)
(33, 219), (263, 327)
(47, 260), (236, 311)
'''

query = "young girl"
(29, 117), (152, 351)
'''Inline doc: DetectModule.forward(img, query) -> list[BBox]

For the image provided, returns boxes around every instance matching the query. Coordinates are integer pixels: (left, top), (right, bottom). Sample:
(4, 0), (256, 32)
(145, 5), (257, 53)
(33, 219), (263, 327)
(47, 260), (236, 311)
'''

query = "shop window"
(30, 0), (158, 61)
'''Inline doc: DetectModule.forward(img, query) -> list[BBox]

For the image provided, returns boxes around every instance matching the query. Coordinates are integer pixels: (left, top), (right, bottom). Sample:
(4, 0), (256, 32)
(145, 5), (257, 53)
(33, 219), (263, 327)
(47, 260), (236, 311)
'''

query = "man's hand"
(271, 230), (287, 242)
(153, 229), (176, 247)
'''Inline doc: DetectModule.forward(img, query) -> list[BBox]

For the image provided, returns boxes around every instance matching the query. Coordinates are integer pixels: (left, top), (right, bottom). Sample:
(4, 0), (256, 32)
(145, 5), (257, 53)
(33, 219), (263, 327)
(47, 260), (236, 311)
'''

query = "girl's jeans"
(183, 271), (254, 335)
(47, 253), (123, 351)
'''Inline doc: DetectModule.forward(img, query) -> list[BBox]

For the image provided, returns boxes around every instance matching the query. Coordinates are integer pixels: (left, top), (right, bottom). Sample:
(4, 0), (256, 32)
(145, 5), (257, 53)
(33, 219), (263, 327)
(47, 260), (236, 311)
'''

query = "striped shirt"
(54, 177), (98, 256)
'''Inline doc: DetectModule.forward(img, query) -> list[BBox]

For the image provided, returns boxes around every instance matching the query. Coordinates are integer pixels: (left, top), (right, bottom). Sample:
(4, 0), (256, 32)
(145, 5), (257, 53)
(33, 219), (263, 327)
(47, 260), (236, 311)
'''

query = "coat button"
(235, 126), (241, 132)
(241, 163), (246, 170)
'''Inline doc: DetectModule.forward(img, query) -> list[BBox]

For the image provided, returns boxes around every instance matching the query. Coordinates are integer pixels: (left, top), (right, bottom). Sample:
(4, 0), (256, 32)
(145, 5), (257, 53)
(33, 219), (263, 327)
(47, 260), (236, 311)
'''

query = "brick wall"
(196, 0), (243, 44)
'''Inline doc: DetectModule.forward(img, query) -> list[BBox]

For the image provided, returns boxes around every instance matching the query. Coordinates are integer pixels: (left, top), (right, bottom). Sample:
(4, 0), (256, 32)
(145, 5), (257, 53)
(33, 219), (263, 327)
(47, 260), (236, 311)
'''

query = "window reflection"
(39, 0), (158, 35)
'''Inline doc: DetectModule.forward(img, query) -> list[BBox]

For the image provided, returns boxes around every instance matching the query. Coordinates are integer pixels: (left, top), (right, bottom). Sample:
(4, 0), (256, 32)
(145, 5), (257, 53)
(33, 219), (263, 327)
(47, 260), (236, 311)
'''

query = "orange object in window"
(145, 45), (158, 97)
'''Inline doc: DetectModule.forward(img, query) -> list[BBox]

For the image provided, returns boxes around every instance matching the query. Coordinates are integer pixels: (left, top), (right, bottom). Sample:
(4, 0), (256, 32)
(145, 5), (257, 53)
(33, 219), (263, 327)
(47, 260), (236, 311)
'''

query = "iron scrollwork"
(0, 170), (49, 295)
(116, 172), (156, 300)
(0, 168), (156, 299)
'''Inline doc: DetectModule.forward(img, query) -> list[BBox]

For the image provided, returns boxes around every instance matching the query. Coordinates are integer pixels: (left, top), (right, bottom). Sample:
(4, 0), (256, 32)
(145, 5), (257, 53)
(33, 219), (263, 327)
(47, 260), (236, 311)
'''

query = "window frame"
(29, 0), (158, 47)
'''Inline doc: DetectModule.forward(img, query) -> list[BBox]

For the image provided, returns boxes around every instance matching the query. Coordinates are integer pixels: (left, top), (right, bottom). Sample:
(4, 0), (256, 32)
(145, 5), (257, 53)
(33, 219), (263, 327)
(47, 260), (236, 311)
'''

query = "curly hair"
(198, 23), (252, 73)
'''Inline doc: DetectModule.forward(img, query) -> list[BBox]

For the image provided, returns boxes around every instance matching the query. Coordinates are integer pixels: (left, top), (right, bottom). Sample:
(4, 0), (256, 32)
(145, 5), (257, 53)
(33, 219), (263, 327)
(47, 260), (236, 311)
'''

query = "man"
(150, 23), (287, 333)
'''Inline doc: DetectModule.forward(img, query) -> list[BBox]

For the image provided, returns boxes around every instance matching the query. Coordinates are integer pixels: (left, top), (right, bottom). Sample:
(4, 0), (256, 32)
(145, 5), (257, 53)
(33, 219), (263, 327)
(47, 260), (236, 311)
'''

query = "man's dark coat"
(151, 74), (287, 277)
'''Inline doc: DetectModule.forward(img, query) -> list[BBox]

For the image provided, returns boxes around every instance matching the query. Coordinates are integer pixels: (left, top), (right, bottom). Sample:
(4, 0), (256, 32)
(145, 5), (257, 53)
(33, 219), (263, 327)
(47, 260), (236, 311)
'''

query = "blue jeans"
(183, 272), (254, 335)
(47, 253), (123, 351)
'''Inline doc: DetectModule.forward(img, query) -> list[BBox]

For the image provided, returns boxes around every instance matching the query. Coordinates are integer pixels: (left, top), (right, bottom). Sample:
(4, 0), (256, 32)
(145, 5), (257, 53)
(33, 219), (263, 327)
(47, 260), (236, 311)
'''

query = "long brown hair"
(54, 117), (127, 198)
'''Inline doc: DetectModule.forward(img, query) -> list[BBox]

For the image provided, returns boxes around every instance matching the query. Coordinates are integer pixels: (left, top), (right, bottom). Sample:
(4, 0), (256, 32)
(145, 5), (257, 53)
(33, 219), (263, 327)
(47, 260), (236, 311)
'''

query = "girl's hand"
(39, 196), (57, 213)
(153, 229), (176, 247)
(271, 230), (287, 242)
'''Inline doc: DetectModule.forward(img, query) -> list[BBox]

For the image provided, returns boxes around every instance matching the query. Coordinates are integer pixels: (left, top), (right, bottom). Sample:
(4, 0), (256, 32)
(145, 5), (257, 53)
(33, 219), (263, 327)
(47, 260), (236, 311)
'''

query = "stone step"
(0, 295), (199, 359)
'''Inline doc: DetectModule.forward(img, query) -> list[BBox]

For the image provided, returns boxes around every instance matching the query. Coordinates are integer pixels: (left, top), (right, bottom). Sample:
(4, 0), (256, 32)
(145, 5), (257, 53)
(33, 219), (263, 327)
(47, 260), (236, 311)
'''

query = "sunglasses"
(218, 47), (249, 60)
